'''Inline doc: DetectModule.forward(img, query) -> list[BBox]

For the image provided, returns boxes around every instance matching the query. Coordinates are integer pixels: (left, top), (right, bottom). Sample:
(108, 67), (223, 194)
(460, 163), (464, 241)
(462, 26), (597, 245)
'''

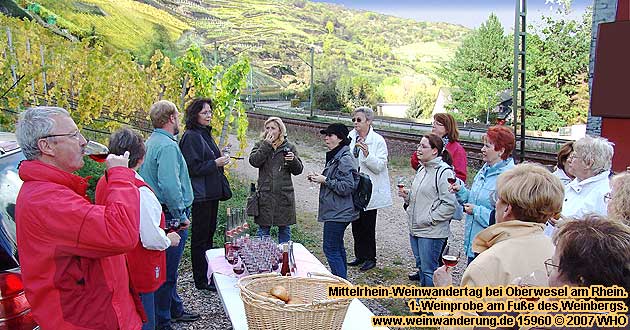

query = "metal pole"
(6, 27), (17, 84)
(309, 47), (314, 118)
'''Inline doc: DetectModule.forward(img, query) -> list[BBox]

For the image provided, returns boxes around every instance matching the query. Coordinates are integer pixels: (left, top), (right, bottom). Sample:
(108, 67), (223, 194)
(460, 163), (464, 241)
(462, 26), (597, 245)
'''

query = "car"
(0, 132), (39, 330)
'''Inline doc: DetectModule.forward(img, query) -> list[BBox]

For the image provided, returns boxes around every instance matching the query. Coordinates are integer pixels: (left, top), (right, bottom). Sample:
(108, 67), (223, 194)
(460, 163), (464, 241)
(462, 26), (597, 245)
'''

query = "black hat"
(320, 123), (350, 141)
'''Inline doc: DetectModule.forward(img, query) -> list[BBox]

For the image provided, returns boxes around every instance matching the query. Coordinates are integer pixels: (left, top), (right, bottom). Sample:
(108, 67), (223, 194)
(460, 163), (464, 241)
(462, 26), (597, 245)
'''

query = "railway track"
(247, 111), (557, 166)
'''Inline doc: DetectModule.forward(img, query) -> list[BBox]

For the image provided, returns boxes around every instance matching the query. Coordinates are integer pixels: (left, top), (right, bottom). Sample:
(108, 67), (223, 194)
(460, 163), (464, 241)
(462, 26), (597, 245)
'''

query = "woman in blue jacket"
(179, 98), (231, 291)
(450, 125), (515, 265)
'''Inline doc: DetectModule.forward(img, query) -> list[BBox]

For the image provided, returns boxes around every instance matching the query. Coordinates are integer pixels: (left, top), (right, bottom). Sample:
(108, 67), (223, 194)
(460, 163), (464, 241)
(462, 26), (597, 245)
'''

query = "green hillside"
(11, 0), (469, 102)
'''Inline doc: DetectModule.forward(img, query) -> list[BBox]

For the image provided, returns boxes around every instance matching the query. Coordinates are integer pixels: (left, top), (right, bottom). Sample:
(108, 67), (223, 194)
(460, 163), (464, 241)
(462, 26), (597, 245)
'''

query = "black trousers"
(191, 199), (219, 287)
(351, 209), (378, 261)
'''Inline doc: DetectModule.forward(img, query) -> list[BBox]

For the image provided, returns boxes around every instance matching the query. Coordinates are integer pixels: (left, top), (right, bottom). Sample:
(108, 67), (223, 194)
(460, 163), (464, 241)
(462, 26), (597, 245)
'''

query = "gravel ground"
(173, 132), (468, 329)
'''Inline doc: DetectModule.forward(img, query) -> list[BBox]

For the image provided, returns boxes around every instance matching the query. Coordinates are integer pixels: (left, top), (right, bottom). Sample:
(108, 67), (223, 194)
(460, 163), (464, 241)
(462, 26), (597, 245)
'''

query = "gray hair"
(16, 106), (70, 160)
(353, 106), (374, 122)
(573, 135), (614, 175)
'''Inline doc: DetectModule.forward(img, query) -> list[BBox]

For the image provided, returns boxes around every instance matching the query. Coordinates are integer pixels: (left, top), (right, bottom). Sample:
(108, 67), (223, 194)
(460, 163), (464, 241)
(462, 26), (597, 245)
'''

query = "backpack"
(435, 165), (464, 221)
(352, 170), (373, 211)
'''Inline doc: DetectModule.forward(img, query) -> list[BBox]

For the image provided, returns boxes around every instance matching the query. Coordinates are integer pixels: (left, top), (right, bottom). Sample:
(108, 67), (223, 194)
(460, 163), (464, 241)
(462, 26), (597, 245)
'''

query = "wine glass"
(226, 249), (237, 265)
(447, 176), (457, 185)
(233, 257), (245, 275)
(84, 140), (110, 162)
(222, 145), (231, 165)
(282, 146), (291, 168)
(441, 245), (460, 270)
(514, 270), (547, 301)
(397, 176), (407, 192)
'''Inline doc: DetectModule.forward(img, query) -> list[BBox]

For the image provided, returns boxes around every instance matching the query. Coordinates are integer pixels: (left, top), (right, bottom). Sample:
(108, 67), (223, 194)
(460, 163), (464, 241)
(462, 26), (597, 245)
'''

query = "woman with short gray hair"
(561, 136), (614, 220)
(347, 106), (392, 272)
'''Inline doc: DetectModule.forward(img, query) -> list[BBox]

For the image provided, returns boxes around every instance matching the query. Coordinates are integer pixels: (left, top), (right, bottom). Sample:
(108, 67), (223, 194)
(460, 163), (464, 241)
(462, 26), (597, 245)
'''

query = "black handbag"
(246, 191), (259, 217)
(219, 173), (232, 201)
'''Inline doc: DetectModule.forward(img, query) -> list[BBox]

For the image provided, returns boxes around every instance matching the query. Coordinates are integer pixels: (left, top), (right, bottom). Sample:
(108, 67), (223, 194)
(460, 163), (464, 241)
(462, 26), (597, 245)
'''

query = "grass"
(181, 175), (319, 268)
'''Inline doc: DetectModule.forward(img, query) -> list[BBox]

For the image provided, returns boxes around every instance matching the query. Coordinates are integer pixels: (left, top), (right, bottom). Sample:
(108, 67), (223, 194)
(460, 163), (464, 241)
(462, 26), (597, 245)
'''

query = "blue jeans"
(155, 212), (189, 327)
(257, 225), (291, 243)
(323, 221), (350, 279)
(139, 292), (155, 330)
(409, 235), (446, 287)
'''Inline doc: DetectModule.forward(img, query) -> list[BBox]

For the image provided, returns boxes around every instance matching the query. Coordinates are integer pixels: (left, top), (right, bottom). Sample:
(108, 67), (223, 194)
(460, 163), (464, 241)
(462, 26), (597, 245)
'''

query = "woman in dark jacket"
(249, 117), (303, 243)
(308, 123), (359, 279)
(179, 98), (230, 291)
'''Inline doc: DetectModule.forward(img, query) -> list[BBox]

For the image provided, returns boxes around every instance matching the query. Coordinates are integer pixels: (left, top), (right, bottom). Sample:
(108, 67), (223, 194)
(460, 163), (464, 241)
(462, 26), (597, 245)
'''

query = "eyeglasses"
(604, 192), (613, 203)
(432, 121), (445, 126)
(351, 117), (362, 123)
(544, 258), (559, 277)
(40, 130), (84, 141)
(199, 111), (212, 117)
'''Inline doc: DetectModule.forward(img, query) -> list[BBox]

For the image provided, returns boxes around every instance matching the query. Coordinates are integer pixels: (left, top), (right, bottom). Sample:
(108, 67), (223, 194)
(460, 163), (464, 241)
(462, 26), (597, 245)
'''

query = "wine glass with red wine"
(84, 140), (110, 162)
(447, 177), (457, 185)
(396, 176), (407, 192)
(441, 245), (460, 270)
(233, 258), (245, 275)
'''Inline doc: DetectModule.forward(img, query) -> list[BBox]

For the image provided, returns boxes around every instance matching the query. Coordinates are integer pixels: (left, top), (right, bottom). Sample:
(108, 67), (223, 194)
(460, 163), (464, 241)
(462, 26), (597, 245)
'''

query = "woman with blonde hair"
(249, 117), (303, 243)
(608, 171), (630, 226)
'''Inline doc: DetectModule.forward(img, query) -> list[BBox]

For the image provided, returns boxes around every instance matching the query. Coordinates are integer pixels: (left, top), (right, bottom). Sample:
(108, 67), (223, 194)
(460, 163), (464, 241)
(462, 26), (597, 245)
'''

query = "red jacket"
(16, 160), (142, 330)
(410, 141), (468, 181)
(95, 176), (166, 294)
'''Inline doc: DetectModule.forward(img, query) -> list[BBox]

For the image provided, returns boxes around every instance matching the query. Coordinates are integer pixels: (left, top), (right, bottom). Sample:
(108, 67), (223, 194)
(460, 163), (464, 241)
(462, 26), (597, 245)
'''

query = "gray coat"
(318, 145), (359, 223)
(249, 140), (303, 226)
(404, 157), (455, 238)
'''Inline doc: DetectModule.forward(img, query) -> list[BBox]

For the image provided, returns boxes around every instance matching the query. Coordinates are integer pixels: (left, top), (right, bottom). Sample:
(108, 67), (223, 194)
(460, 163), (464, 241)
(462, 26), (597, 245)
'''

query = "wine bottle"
(280, 244), (291, 276)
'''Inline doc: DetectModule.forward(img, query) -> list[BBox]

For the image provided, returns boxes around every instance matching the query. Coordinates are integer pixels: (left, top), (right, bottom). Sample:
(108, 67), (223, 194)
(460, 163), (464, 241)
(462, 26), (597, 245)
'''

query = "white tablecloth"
(206, 244), (388, 330)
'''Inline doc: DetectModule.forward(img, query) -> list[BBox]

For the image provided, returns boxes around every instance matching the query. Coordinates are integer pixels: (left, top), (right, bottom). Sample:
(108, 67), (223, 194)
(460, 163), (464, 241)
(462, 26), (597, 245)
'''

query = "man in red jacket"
(15, 106), (143, 330)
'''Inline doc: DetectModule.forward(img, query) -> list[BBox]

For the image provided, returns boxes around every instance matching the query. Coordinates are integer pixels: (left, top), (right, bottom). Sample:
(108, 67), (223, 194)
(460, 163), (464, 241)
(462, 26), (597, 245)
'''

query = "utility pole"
(309, 46), (315, 118)
(512, 0), (527, 162)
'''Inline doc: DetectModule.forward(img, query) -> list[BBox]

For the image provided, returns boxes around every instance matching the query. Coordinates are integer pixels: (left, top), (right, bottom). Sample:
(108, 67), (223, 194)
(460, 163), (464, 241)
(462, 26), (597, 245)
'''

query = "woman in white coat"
(347, 106), (392, 272)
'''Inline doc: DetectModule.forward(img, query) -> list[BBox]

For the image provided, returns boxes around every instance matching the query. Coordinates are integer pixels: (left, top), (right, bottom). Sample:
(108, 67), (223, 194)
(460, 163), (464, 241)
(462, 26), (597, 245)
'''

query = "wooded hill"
(12, 0), (468, 95)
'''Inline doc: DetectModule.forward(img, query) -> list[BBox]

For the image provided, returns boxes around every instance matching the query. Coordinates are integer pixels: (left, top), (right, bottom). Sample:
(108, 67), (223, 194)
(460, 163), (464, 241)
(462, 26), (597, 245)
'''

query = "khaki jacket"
(462, 220), (554, 287)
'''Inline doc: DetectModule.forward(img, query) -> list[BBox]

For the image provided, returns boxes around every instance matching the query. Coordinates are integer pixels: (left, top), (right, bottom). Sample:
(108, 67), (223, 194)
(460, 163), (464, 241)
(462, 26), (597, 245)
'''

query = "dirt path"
(227, 132), (467, 291)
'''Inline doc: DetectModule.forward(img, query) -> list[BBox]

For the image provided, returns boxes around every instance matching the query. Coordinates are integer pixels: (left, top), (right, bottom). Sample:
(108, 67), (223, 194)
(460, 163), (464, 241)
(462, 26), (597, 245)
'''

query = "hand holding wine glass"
(441, 245), (460, 270)
(105, 151), (130, 169)
(448, 177), (461, 193)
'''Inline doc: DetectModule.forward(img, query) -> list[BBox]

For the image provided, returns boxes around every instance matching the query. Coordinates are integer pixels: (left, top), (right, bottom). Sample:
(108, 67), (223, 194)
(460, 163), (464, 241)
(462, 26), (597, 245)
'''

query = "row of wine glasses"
(225, 207), (250, 246)
(226, 235), (284, 275)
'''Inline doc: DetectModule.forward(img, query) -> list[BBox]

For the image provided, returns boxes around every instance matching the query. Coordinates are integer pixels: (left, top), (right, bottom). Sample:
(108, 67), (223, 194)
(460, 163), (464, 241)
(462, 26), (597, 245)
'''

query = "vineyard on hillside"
(0, 15), (249, 153)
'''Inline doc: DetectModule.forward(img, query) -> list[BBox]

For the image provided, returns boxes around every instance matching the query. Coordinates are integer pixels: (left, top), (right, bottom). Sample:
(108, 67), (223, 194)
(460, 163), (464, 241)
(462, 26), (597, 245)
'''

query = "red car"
(0, 133), (39, 330)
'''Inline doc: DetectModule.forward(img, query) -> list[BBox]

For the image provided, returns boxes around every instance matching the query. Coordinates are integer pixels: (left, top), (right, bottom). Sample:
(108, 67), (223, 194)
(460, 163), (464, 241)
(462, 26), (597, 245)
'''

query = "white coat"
(349, 127), (392, 210)
(562, 170), (610, 219)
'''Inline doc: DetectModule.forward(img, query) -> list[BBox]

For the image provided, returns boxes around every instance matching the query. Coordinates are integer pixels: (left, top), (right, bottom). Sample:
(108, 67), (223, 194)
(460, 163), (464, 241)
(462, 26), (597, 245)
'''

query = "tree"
(525, 10), (591, 130)
(441, 14), (512, 122)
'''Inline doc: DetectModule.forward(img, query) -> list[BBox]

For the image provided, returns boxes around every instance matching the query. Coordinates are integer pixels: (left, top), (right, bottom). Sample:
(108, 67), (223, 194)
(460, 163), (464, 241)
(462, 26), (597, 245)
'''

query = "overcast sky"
(311, 0), (591, 29)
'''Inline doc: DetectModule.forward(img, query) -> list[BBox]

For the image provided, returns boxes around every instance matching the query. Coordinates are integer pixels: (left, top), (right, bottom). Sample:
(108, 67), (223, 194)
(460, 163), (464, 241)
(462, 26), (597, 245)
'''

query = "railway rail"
(247, 111), (557, 166)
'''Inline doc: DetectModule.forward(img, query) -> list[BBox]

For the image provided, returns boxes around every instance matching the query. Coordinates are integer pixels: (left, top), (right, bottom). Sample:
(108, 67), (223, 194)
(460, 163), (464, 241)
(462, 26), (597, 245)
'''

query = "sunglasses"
(351, 118), (363, 123)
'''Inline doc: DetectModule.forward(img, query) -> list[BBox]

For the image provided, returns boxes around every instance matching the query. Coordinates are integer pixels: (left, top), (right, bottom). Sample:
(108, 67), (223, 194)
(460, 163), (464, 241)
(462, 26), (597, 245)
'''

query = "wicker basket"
(237, 272), (353, 330)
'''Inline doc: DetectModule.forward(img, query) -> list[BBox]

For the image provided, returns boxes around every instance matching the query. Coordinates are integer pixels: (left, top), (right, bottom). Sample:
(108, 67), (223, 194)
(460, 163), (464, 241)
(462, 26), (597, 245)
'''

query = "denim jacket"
(457, 158), (514, 258)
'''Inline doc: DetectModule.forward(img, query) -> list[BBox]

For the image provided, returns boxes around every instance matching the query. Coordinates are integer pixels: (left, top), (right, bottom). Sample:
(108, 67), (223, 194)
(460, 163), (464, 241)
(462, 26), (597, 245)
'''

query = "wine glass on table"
(233, 256), (245, 275)
(441, 245), (460, 270)
(226, 249), (237, 265)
